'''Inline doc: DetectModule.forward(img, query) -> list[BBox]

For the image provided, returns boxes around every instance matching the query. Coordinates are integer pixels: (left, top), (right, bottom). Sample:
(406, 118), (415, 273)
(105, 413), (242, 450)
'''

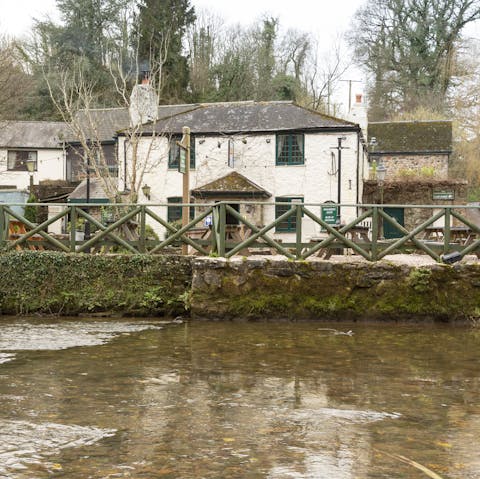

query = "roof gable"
(192, 171), (271, 198)
(369, 120), (452, 154)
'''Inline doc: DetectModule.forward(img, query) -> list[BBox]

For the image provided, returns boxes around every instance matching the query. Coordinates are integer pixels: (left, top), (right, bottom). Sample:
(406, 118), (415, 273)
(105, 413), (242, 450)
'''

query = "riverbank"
(1, 251), (480, 321)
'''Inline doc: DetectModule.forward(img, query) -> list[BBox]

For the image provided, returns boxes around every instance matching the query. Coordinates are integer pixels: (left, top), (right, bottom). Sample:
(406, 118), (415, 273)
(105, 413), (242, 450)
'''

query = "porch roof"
(67, 178), (110, 203)
(192, 171), (271, 198)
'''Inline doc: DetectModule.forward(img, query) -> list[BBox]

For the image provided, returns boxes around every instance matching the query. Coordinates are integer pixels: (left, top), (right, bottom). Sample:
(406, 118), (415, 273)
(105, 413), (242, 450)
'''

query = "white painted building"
(118, 101), (367, 240)
(0, 121), (68, 190)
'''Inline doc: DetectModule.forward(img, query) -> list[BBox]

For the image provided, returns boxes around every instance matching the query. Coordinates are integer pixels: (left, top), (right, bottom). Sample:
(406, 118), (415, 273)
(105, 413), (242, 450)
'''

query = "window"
(276, 134), (304, 165)
(275, 197), (303, 232)
(7, 150), (38, 171)
(167, 197), (195, 223)
(168, 136), (195, 169)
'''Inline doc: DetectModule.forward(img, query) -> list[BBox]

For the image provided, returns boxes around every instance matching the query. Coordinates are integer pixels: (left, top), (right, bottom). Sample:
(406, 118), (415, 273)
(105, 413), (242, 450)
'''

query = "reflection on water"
(0, 318), (479, 478)
(0, 421), (115, 477)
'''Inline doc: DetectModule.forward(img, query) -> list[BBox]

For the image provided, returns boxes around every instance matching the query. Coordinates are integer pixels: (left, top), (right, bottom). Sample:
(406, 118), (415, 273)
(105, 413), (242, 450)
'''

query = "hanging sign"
(178, 147), (187, 174)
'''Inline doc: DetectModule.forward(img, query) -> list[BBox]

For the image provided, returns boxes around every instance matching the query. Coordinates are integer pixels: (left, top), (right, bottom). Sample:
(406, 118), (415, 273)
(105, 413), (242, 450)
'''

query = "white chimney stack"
(129, 80), (158, 127)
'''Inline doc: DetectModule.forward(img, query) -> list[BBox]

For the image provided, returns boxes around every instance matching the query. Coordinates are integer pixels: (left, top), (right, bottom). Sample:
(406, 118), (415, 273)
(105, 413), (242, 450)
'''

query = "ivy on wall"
(0, 252), (192, 316)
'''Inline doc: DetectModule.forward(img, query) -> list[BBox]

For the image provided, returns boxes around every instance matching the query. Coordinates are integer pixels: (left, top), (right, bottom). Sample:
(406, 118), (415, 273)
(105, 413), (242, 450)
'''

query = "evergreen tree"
(136, 0), (196, 102)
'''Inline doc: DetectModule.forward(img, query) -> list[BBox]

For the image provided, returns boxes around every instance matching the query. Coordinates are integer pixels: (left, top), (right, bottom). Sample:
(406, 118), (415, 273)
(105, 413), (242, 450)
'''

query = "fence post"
(0, 205), (5, 247)
(444, 207), (451, 255)
(218, 202), (226, 257)
(296, 204), (303, 258)
(70, 206), (77, 253)
(139, 205), (146, 253)
(371, 206), (379, 261)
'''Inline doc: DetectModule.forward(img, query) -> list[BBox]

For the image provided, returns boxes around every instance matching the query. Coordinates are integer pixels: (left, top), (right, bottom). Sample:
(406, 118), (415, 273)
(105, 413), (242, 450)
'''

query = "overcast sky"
(1, 0), (363, 38)
(1, 0), (367, 112)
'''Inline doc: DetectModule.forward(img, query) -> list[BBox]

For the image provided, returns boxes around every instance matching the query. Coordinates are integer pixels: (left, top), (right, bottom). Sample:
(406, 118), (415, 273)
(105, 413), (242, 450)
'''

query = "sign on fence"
(321, 202), (339, 226)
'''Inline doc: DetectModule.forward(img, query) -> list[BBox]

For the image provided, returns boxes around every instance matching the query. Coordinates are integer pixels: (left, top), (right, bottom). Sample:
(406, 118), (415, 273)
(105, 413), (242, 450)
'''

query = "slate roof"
(0, 121), (69, 149)
(192, 171), (271, 198)
(136, 101), (357, 136)
(368, 120), (453, 154)
(67, 178), (109, 202)
(72, 104), (197, 142)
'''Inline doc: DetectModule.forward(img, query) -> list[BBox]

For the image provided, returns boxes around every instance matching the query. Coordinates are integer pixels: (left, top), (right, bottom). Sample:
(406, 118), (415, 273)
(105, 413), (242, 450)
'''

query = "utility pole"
(330, 137), (349, 223)
(178, 126), (190, 255)
(340, 79), (362, 111)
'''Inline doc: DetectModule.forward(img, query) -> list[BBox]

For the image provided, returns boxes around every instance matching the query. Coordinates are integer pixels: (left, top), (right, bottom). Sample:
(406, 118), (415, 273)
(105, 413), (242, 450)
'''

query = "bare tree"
(44, 9), (172, 205)
(349, 0), (480, 119)
(299, 36), (350, 114)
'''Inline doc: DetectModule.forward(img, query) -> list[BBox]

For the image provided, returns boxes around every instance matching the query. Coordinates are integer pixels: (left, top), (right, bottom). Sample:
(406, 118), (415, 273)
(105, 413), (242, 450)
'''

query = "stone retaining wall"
(191, 256), (480, 321)
(1, 252), (480, 321)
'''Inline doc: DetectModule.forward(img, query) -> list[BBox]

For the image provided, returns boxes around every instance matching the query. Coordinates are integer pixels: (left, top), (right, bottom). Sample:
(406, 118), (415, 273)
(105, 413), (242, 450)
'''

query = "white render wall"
(119, 131), (363, 240)
(0, 148), (66, 190)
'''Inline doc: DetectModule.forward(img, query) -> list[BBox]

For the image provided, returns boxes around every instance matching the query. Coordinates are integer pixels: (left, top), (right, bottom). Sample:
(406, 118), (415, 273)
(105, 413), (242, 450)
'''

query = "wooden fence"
(1, 202), (479, 262)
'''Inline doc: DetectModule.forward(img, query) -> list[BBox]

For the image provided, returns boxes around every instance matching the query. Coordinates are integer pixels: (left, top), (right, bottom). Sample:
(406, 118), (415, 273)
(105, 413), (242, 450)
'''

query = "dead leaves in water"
(375, 448), (444, 479)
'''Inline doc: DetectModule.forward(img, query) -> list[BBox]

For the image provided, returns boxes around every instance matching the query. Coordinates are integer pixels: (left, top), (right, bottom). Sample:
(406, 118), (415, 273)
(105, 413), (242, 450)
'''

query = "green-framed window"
(276, 134), (304, 165)
(167, 197), (195, 223)
(275, 197), (303, 232)
(168, 135), (195, 169)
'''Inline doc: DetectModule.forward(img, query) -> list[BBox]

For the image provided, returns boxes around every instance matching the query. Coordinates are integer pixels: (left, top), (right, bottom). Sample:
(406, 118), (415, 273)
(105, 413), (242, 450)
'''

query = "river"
(0, 317), (479, 478)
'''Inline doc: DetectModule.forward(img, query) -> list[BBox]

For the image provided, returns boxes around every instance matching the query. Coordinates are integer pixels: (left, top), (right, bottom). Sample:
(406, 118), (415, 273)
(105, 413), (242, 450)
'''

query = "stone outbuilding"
(368, 120), (452, 180)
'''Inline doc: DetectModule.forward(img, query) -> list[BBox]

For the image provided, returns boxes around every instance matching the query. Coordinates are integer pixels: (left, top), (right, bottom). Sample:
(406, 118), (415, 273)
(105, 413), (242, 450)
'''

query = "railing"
(0, 202), (479, 262)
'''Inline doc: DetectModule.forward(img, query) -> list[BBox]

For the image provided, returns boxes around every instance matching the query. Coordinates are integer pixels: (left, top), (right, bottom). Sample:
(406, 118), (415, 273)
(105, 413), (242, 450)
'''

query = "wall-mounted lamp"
(242, 138), (247, 144)
(266, 138), (271, 143)
(26, 158), (36, 173)
(199, 139), (205, 144)
(141, 183), (151, 200)
(217, 141), (221, 148)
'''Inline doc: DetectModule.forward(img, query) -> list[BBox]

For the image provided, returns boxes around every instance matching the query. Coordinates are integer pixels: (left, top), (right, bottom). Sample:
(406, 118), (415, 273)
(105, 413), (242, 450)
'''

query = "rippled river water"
(0, 318), (479, 478)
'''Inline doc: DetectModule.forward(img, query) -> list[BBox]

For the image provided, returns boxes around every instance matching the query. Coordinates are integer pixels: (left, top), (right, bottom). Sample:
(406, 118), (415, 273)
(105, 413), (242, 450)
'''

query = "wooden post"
(140, 205), (146, 253)
(182, 126), (190, 255)
(371, 206), (379, 261)
(70, 206), (77, 252)
(444, 207), (451, 255)
(0, 205), (5, 247)
(296, 204), (303, 258)
(218, 203), (226, 257)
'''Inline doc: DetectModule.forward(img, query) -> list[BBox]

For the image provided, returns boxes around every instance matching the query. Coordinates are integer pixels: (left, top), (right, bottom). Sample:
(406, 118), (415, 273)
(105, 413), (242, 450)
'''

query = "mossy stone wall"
(2, 253), (480, 321)
(0, 252), (192, 316)
(191, 257), (480, 321)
